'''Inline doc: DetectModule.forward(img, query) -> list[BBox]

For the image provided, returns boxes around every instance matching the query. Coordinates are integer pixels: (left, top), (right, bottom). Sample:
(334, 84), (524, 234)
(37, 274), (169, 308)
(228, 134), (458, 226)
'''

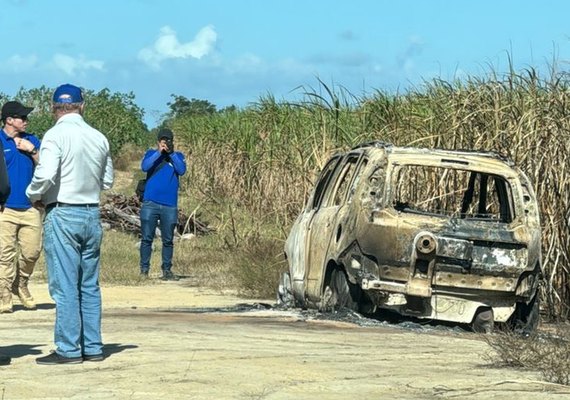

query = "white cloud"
(309, 52), (371, 67)
(397, 35), (425, 70)
(2, 54), (39, 71)
(233, 53), (264, 70)
(138, 25), (217, 69)
(51, 53), (104, 75)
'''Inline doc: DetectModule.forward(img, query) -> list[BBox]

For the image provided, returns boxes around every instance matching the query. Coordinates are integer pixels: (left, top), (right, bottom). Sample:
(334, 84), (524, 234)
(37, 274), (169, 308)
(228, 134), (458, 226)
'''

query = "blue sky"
(1, 0), (569, 127)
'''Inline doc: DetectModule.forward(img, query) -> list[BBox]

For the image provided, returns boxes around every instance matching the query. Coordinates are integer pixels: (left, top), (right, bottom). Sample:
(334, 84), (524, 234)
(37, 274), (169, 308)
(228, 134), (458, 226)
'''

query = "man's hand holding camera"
(159, 138), (174, 156)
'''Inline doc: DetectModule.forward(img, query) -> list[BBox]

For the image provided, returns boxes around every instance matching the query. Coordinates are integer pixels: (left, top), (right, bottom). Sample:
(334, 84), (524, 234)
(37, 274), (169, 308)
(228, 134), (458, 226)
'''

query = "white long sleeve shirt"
(26, 112), (114, 205)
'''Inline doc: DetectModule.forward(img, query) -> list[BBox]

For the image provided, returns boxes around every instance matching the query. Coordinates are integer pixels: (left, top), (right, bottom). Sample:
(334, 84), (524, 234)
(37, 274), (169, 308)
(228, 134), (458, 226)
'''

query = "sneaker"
(36, 351), (83, 365)
(161, 271), (179, 281)
(140, 270), (149, 278)
(83, 353), (105, 362)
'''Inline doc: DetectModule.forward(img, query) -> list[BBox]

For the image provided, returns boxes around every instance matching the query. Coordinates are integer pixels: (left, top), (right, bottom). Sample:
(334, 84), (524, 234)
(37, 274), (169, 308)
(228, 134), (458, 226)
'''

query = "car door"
(285, 156), (341, 302)
(305, 153), (363, 300)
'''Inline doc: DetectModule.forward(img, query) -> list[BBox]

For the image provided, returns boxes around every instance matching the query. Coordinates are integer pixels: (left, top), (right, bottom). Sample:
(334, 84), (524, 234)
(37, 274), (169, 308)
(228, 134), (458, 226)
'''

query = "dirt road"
(0, 280), (568, 400)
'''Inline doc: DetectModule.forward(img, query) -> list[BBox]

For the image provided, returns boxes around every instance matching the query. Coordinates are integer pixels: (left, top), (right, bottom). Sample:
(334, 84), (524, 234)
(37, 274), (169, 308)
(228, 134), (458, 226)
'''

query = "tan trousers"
(0, 207), (42, 289)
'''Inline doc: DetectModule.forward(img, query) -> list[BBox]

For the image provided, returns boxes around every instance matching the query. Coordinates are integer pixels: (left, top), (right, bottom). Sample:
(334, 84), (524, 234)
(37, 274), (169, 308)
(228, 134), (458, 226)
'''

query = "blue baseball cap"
(53, 84), (84, 104)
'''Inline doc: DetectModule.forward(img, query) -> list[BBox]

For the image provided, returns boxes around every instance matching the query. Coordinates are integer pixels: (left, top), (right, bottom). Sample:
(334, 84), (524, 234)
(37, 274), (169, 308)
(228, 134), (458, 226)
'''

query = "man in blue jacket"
(139, 128), (186, 280)
(0, 101), (41, 313)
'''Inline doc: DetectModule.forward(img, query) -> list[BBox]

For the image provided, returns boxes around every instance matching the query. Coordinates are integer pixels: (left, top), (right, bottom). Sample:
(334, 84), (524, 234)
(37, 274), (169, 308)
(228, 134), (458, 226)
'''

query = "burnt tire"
(510, 294), (540, 336)
(277, 272), (296, 308)
(472, 308), (494, 334)
(328, 268), (360, 312)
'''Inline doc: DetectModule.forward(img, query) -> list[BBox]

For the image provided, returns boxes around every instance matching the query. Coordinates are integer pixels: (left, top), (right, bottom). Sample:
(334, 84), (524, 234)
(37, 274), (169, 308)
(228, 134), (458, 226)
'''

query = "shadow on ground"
(103, 343), (138, 359)
(0, 344), (44, 358)
(13, 303), (55, 312)
(0, 343), (138, 360)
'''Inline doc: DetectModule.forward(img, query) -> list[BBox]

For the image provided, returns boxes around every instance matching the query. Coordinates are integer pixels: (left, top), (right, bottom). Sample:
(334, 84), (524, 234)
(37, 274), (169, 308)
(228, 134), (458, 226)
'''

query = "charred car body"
(280, 142), (542, 333)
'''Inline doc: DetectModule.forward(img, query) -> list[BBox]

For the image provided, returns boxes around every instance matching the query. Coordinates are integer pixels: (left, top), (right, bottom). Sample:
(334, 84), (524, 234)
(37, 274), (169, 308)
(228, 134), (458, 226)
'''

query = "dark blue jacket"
(141, 149), (186, 207)
(0, 140), (10, 205)
(0, 129), (40, 209)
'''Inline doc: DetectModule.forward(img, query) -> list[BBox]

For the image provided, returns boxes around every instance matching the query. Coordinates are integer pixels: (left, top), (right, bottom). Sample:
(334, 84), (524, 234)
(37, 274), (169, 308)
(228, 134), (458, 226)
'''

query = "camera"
(163, 138), (174, 154)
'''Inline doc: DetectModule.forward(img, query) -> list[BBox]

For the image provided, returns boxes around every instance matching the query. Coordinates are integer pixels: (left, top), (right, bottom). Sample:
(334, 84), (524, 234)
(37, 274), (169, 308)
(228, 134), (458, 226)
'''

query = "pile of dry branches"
(100, 193), (212, 238)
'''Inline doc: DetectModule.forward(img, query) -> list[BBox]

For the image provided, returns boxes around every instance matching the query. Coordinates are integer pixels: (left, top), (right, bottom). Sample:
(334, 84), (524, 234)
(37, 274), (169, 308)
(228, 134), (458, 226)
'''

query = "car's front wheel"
(277, 272), (296, 308)
(324, 267), (360, 312)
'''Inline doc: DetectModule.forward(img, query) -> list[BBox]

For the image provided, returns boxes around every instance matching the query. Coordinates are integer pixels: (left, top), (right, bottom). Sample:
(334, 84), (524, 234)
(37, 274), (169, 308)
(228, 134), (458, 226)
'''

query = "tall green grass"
(169, 68), (570, 317)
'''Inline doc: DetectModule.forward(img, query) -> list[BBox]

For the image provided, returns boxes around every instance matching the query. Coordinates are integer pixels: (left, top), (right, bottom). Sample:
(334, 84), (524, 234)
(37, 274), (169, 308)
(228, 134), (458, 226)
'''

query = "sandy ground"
(0, 280), (568, 400)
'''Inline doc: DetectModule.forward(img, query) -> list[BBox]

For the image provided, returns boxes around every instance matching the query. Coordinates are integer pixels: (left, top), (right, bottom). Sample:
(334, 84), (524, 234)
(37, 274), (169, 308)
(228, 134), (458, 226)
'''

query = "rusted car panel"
(280, 142), (542, 333)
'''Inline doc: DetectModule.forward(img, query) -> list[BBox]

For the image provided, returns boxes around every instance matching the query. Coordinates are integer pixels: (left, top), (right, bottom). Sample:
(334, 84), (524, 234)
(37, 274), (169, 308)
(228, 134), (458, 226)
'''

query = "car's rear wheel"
(327, 267), (360, 312)
(472, 308), (494, 333)
(509, 293), (540, 336)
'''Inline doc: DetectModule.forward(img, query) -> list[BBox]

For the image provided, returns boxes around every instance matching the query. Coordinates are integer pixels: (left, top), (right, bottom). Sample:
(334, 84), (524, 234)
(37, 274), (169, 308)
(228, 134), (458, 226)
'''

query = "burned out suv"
(279, 142), (542, 333)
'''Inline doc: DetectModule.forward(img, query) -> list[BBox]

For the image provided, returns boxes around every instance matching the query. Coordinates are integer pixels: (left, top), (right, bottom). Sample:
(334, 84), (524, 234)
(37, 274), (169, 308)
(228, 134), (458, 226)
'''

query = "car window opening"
(311, 156), (340, 209)
(393, 165), (514, 222)
(333, 157), (360, 206)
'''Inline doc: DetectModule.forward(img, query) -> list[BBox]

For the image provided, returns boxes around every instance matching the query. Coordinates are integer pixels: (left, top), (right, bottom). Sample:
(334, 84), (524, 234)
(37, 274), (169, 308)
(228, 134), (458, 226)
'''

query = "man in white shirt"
(26, 83), (114, 365)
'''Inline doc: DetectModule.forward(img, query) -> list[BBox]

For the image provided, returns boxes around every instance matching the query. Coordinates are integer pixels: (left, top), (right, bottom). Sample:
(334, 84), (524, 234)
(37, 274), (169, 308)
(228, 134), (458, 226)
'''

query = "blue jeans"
(43, 206), (103, 358)
(139, 201), (178, 273)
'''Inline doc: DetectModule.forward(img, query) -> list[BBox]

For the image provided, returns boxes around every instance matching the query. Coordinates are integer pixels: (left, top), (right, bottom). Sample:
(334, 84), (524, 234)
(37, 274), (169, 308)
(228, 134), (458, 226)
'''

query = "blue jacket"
(0, 129), (40, 209)
(141, 149), (186, 207)
(0, 140), (10, 205)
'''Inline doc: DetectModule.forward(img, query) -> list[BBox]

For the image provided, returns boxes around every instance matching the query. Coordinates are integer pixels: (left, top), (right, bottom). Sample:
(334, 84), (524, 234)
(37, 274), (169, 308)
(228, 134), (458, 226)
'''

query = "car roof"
(350, 141), (519, 176)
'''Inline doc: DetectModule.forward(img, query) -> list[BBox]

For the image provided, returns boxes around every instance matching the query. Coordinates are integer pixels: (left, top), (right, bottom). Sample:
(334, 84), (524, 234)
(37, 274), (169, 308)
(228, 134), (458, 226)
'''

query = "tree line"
(0, 87), (229, 155)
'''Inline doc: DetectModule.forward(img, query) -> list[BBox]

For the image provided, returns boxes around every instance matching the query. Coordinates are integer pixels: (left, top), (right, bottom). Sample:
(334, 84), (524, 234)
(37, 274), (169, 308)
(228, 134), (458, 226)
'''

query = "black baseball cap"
(157, 128), (174, 140)
(1, 101), (34, 121)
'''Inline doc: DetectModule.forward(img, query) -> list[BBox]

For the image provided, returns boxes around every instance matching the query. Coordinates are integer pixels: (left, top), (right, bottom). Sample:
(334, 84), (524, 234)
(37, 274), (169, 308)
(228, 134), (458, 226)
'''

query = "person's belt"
(46, 202), (99, 210)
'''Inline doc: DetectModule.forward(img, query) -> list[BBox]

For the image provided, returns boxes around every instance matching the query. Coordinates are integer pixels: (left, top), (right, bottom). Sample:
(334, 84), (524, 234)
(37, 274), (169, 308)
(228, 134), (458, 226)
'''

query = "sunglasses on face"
(11, 115), (27, 121)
